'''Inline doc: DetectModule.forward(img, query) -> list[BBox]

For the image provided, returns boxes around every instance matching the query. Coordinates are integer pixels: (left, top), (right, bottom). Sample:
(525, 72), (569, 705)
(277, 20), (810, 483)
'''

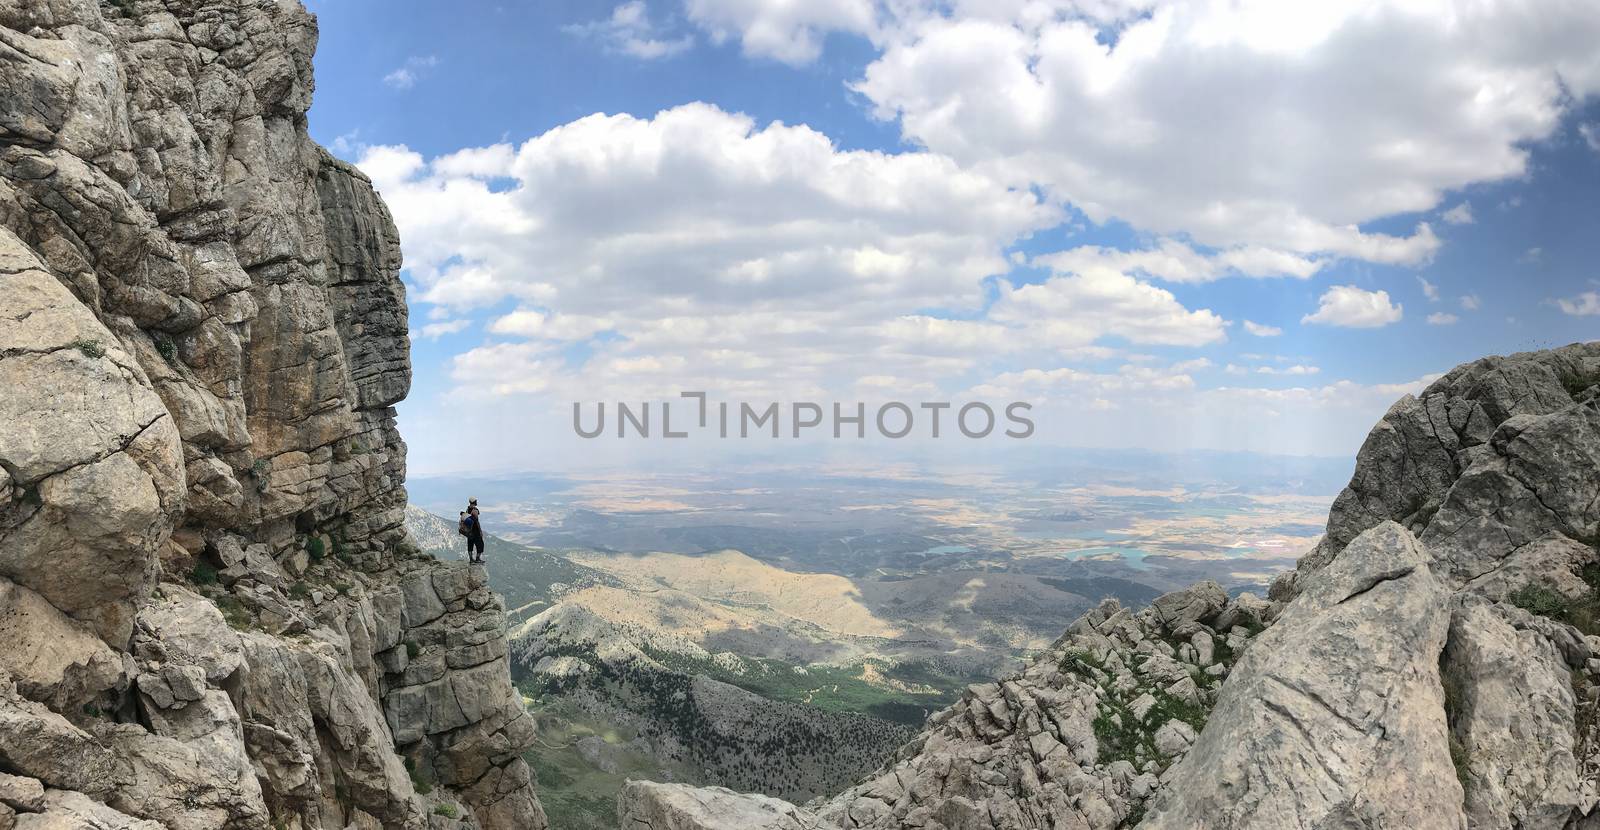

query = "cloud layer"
(361, 0), (1600, 465)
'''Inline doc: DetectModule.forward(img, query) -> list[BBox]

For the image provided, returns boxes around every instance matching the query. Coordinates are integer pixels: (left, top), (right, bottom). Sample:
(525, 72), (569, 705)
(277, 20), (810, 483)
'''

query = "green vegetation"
(519, 714), (672, 830)
(1093, 688), (1208, 767)
(1210, 637), (1236, 666)
(70, 338), (105, 358)
(153, 333), (178, 365)
(331, 533), (354, 565)
(305, 536), (326, 563)
(536, 787), (614, 830)
(250, 459), (270, 493)
(1509, 565), (1600, 636)
(1448, 733), (1471, 793)
(1060, 648), (1105, 680)
(191, 561), (219, 585)
(633, 646), (959, 726)
(215, 596), (252, 631)
(288, 582), (311, 600)
(1439, 651), (1473, 794)
(519, 644), (915, 804)
(1562, 367), (1599, 399)
(405, 640), (421, 659)
(432, 804), (457, 818)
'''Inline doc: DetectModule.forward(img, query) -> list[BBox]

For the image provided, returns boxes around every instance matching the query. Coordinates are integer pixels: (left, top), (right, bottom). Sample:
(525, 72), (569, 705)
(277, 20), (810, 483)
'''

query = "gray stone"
(0, 577), (125, 709)
(0, 773), (44, 813)
(618, 781), (839, 829)
(1148, 581), (1227, 633)
(1442, 597), (1579, 829)
(1144, 523), (1465, 829)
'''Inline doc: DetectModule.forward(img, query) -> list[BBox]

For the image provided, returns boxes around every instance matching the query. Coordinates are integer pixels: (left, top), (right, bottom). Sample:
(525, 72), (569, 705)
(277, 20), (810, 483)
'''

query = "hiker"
(458, 499), (485, 563)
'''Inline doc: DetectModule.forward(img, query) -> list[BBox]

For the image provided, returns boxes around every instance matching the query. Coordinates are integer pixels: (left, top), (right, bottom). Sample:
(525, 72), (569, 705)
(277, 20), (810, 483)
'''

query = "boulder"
(13, 789), (164, 830)
(1143, 523), (1464, 829)
(0, 578), (126, 708)
(0, 773), (44, 813)
(1148, 581), (1227, 633)
(618, 781), (838, 830)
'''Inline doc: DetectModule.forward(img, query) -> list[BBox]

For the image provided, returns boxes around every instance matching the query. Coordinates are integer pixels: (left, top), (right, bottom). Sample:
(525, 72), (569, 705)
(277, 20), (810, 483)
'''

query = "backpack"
(457, 515), (470, 537)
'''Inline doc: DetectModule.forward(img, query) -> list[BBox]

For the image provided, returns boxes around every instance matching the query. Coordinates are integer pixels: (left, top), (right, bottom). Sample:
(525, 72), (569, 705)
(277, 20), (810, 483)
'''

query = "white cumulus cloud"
(843, 0), (1600, 264)
(1242, 320), (1282, 337)
(1302, 285), (1403, 329)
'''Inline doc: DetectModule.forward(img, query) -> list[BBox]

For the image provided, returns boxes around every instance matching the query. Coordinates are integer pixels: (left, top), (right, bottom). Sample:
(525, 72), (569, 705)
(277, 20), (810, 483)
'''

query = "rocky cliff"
(0, 1), (543, 828)
(621, 342), (1600, 830)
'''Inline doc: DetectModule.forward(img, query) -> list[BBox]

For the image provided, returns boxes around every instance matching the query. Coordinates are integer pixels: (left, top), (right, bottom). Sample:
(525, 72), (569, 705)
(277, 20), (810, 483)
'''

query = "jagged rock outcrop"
(1151, 343), (1600, 829)
(625, 343), (1598, 830)
(0, 1), (541, 828)
(1276, 343), (1600, 598)
(813, 583), (1273, 829)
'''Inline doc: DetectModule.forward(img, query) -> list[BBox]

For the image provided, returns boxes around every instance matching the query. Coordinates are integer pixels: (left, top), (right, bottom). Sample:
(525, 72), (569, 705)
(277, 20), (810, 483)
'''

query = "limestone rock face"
(1144, 523), (1465, 829)
(1278, 342), (1600, 596)
(1442, 596), (1580, 828)
(0, 228), (185, 645)
(0, 1), (542, 828)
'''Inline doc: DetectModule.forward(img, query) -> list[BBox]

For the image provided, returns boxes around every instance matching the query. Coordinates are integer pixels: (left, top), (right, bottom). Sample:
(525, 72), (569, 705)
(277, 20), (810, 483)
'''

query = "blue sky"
(304, 0), (1600, 476)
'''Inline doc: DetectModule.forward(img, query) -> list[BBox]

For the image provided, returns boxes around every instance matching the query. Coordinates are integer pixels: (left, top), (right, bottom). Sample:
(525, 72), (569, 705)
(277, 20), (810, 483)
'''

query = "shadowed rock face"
(0, 1), (542, 828)
(616, 344), (1600, 830)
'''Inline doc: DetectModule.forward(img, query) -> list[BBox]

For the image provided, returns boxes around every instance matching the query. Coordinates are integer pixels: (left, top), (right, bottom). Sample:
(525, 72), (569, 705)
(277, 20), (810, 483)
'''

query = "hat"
(468, 497), (478, 504)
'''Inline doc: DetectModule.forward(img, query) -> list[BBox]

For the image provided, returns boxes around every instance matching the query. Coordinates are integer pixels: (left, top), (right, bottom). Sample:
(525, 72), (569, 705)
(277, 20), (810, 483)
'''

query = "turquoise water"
(1061, 546), (1153, 570)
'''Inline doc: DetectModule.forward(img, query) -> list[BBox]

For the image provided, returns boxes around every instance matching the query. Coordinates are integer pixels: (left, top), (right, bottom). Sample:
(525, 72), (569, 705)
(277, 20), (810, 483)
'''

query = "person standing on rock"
(464, 499), (485, 563)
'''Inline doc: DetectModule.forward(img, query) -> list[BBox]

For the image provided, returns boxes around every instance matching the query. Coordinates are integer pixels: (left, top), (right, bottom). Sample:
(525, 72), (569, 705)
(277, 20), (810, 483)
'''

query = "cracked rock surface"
(0, 1), (542, 827)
